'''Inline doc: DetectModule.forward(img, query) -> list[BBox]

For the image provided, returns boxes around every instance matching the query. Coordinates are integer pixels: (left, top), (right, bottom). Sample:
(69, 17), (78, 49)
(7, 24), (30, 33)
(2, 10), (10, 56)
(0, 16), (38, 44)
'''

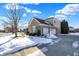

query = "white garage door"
(50, 29), (56, 35)
(43, 28), (49, 35)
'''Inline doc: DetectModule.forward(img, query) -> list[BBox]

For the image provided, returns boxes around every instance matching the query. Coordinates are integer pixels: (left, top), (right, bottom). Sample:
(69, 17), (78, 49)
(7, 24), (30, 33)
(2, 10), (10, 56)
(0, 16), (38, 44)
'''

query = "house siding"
(28, 19), (40, 33)
(28, 17), (59, 35)
(46, 18), (61, 34)
(53, 20), (61, 33)
(28, 19), (55, 35)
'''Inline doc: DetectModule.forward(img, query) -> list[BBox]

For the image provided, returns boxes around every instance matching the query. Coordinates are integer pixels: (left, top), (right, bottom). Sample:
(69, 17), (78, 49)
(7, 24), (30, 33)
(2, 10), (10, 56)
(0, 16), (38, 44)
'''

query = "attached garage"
(28, 17), (58, 36)
(50, 29), (56, 35)
(43, 28), (49, 36)
(43, 27), (56, 36)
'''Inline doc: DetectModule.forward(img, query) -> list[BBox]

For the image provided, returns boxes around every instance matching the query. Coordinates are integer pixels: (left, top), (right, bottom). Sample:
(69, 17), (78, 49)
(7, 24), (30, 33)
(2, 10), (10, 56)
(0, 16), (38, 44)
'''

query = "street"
(37, 35), (79, 56)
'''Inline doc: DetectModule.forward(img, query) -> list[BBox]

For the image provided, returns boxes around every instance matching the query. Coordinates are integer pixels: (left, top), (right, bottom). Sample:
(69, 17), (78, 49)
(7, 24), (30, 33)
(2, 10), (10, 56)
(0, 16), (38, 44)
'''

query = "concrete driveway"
(37, 35), (79, 56)
(10, 35), (79, 56)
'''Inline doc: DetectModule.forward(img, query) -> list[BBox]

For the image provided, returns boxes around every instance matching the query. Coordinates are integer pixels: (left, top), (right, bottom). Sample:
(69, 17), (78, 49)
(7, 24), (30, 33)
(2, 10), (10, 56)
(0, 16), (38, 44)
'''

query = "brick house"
(28, 17), (61, 36)
(4, 27), (16, 33)
(4, 27), (12, 33)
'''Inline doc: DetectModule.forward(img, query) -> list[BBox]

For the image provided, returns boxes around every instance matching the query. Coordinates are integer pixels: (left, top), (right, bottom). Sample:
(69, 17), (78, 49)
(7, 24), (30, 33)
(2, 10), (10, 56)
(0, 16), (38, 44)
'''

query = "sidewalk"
(11, 47), (45, 56)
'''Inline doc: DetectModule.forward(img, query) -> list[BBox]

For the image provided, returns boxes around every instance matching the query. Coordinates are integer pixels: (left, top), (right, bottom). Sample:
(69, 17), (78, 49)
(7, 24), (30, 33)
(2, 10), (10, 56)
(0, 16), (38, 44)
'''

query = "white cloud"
(23, 13), (27, 17)
(4, 3), (22, 10)
(0, 16), (10, 29)
(24, 7), (31, 13)
(48, 15), (68, 21)
(48, 15), (54, 18)
(56, 4), (79, 15)
(4, 4), (10, 9)
(4, 3), (42, 16)
(0, 16), (10, 23)
(24, 7), (42, 14)
(32, 10), (42, 14)
(55, 15), (68, 20)
(26, 9), (31, 13)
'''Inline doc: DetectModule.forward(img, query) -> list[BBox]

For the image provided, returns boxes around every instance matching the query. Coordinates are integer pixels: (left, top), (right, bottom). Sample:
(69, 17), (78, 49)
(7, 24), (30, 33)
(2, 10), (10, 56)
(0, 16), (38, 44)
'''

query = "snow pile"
(0, 35), (52, 55)
(73, 52), (78, 56)
(49, 42), (54, 46)
(41, 47), (48, 52)
(47, 34), (58, 39)
(69, 33), (79, 35)
(0, 35), (14, 45)
(30, 36), (52, 44)
(72, 41), (79, 48)
(54, 39), (61, 43)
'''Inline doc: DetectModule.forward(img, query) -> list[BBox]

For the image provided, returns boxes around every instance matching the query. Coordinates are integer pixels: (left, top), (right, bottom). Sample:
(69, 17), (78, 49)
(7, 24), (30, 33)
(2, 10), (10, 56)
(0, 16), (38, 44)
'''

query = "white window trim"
(32, 26), (37, 33)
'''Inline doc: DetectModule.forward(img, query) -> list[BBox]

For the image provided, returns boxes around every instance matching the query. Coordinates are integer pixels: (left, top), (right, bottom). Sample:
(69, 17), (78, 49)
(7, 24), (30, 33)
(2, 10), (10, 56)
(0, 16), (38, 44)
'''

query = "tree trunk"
(11, 24), (14, 34)
(14, 20), (17, 37)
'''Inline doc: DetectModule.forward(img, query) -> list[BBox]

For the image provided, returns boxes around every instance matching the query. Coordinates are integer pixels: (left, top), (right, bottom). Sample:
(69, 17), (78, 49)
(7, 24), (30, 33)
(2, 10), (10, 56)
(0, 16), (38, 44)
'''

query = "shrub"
(23, 28), (29, 35)
(29, 33), (37, 36)
(36, 29), (41, 36)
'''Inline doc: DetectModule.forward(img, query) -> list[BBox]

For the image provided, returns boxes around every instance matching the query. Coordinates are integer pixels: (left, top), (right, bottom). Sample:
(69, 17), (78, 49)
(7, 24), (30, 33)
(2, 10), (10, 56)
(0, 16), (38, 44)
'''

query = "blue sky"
(0, 3), (79, 30)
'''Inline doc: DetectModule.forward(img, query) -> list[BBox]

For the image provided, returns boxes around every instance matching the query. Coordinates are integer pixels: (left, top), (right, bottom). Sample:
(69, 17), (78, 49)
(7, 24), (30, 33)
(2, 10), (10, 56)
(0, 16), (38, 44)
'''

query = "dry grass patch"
(11, 47), (39, 56)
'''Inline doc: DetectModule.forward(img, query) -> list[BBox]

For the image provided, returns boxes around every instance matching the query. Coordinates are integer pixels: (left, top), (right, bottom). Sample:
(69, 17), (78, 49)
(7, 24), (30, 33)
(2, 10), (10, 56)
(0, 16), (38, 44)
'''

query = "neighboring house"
(28, 17), (61, 36)
(74, 28), (79, 32)
(0, 30), (5, 32)
(4, 27), (16, 33)
(4, 27), (12, 33)
(69, 26), (75, 32)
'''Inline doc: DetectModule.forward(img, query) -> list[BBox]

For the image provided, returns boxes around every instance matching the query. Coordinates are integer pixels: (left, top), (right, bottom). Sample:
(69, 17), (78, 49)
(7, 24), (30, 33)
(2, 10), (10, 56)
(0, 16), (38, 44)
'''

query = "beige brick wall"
(53, 20), (61, 33)
(28, 19), (58, 35)
(28, 19), (40, 33)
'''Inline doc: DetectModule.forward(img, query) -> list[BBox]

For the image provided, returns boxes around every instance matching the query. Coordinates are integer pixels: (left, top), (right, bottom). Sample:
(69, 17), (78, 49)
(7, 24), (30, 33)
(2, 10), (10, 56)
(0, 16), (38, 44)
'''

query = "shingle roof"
(34, 17), (45, 23)
(34, 17), (53, 26)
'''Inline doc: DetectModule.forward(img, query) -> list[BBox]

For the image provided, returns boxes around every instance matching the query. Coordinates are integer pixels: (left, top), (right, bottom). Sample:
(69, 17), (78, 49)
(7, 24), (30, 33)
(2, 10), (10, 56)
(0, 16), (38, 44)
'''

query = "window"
(32, 26), (36, 33)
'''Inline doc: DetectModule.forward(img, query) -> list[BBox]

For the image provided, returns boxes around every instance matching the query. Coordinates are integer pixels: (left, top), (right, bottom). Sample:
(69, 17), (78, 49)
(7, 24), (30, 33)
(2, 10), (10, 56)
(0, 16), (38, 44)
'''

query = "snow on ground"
(49, 42), (54, 46)
(0, 33), (12, 37)
(72, 41), (79, 48)
(41, 47), (48, 52)
(73, 52), (78, 56)
(58, 33), (79, 36)
(0, 35), (53, 55)
(69, 33), (79, 35)
(47, 34), (58, 38)
(0, 35), (14, 45)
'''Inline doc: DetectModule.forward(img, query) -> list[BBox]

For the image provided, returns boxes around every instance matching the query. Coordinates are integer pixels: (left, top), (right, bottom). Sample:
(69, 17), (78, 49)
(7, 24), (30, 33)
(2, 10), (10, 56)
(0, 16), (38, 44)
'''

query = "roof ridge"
(33, 17), (45, 21)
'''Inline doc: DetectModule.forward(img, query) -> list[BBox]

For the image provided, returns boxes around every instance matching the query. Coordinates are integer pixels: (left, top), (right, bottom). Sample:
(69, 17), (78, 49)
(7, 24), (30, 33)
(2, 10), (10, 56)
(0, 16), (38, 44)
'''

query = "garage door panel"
(50, 29), (56, 35)
(43, 28), (49, 35)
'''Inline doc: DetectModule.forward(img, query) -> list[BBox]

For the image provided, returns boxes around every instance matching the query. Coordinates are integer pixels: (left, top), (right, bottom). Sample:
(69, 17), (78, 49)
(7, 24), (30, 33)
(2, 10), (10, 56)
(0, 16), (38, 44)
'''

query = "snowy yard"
(1, 32), (79, 56)
(0, 33), (12, 37)
(69, 33), (79, 35)
(0, 34), (57, 56)
(58, 33), (79, 36)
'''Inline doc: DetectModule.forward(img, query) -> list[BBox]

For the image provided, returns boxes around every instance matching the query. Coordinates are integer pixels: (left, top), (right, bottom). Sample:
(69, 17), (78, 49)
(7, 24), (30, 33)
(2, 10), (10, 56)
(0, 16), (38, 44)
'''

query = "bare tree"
(4, 3), (23, 37)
